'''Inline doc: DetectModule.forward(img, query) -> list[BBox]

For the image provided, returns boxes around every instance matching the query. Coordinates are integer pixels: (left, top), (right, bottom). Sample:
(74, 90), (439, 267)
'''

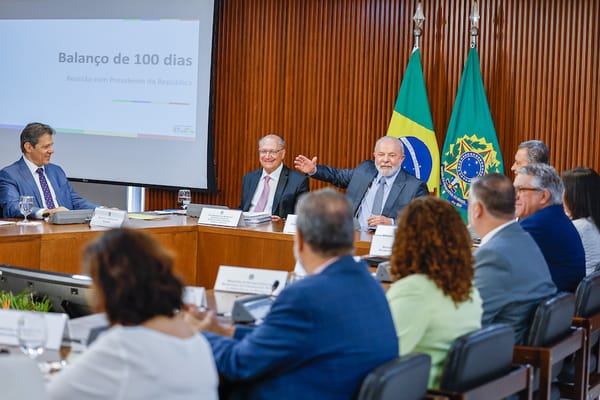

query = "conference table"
(0, 215), (375, 288)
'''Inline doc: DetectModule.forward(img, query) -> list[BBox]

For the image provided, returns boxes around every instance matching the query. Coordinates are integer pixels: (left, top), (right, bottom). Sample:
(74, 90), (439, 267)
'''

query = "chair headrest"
(440, 324), (514, 392)
(575, 271), (600, 318)
(525, 292), (575, 347)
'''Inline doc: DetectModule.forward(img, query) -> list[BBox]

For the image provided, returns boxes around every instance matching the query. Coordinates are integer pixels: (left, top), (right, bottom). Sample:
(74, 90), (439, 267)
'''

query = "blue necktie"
(36, 168), (56, 209)
(371, 177), (386, 215)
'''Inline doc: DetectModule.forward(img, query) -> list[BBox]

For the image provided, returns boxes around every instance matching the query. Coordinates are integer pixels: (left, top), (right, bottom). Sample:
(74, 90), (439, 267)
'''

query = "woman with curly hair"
(47, 228), (218, 400)
(386, 196), (482, 389)
(562, 167), (600, 275)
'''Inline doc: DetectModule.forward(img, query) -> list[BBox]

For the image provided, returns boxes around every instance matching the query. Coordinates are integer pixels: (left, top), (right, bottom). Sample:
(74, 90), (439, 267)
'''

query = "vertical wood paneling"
(147, 0), (600, 211)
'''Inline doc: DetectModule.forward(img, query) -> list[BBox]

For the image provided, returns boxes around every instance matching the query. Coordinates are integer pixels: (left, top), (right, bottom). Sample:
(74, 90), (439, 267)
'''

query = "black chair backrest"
(525, 292), (575, 347)
(357, 353), (431, 400)
(575, 271), (600, 318)
(439, 324), (514, 392)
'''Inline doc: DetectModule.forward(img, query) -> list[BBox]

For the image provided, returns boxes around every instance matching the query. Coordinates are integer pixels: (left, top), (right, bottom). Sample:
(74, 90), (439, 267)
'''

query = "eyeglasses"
(515, 186), (542, 194)
(258, 149), (283, 156)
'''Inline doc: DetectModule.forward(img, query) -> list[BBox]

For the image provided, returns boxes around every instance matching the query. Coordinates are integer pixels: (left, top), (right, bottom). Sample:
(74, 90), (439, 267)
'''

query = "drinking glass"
(17, 312), (47, 360)
(16, 195), (34, 225)
(177, 189), (191, 210)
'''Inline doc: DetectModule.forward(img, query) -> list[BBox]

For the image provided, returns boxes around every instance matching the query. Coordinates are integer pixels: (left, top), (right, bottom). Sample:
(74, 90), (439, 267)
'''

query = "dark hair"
(83, 229), (184, 325)
(518, 140), (550, 164)
(562, 167), (600, 230)
(470, 173), (515, 219)
(390, 197), (474, 304)
(296, 188), (354, 257)
(20, 122), (55, 153)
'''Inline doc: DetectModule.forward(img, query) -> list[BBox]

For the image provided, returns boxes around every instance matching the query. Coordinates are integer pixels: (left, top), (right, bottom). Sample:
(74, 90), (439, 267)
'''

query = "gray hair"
(374, 136), (404, 155)
(296, 188), (354, 257)
(518, 140), (549, 164)
(20, 122), (54, 153)
(258, 134), (285, 149)
(518, 163), (563, 205)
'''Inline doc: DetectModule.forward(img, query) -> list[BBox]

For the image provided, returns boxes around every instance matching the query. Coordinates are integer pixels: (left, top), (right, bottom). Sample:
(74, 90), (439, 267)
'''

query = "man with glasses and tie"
(239, 134), (309, 220)
(294, 136), (428, 230)
(0, 122), (98, 219)
(514, 163), (585, 292)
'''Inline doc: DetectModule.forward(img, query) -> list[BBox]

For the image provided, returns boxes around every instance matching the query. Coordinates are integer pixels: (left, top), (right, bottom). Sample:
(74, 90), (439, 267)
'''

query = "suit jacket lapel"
(382, 170), (407, 216)
(272, 165), (289, 214)
(245, 170), (262, 210)
(17, 158), (44, 208)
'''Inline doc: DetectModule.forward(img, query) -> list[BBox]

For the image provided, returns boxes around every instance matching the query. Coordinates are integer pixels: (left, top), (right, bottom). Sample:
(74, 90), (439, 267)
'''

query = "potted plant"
(0, 289), (51, 312)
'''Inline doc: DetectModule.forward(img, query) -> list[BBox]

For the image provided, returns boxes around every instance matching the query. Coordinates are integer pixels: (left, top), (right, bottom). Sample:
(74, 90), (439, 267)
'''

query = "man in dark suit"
(187, 189), (398, 399)
(510, 139), (550, 174)
(0, 122), (98, 219)
(294, 136), (428, 229)
(239, 134), (309, 220)
(515, 163), (585, 292)
(469, 173), (556, 344)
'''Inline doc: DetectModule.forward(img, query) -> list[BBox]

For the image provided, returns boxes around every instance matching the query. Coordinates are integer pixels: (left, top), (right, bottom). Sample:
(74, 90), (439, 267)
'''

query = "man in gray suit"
(294, 136), (428, 230)
(468, 173), (556, 344)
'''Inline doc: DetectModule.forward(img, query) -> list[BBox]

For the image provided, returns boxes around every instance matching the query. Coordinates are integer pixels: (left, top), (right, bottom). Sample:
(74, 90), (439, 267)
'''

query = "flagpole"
(469, 1), (480, 49)
(413, 2), (425, 50)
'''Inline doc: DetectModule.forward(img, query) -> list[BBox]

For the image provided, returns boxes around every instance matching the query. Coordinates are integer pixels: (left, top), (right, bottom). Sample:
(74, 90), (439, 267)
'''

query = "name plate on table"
(0, 310), (67, 351)
(369, 225), (396, 257)
(90, 208), (127, 228)
(182, 286), (207, 309)
(198, 208), (243, 227)
(214, 266), (288, 296)
(282, 214), (297, 234)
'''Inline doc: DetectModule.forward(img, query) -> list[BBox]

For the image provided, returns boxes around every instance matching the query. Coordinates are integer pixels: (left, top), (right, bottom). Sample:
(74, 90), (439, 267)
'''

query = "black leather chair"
(559, 271), (600, 399)
(356, 353), (431, 400)
(429, 323), (532, 399)
(513, 292), (585, 400)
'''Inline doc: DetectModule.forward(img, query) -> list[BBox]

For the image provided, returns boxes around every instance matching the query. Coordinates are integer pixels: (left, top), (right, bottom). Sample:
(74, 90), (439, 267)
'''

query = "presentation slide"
(0, 0), (215, 190)
(1, 19), (200, 139)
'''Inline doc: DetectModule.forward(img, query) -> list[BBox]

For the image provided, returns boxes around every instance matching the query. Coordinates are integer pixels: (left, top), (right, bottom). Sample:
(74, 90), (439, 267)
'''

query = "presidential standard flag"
(387, 49), (440, 195)
(440, 47), (504, 217)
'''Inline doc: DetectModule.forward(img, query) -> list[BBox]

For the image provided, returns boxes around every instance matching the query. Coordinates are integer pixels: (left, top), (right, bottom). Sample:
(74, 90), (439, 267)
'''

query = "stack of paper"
(243, 212), (271, 224)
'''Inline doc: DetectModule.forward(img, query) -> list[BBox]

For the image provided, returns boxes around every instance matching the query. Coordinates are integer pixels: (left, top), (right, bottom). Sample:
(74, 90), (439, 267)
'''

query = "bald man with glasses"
(239, 134), (309, 220)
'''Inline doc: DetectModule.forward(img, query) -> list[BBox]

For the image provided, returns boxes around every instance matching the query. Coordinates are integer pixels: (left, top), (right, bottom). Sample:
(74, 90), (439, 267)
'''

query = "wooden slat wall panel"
(147, 0), (600, 210)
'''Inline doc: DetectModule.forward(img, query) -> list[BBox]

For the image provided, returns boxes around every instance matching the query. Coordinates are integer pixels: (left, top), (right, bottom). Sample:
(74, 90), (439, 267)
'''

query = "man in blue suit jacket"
(515, 163), (585, 292)
(239, 134), (309, 219)
(189, 189), (398, 399)
(469, 174), (556, 344)
(294, 136), (428, 229)
(0, 123), (98, 219)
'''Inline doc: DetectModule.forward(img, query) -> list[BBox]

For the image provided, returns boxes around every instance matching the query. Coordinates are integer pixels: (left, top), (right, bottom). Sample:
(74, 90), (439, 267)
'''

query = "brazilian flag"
(387, 49), (440, 195)
(440, 48), (504, 218)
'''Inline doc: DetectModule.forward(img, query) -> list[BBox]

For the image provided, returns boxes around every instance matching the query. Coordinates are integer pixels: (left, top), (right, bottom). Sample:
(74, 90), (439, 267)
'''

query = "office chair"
(430, 323), (532, 400)
(513, 292), (585, 400)
(356, 353), (431, 400)
(559, 271), (600, 399)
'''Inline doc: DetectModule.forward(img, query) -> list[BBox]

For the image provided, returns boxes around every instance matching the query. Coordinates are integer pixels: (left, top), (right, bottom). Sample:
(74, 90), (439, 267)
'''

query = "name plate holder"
(198, 208), (244, 228)
(282, 214), (297, 234)
(0, 310), (67, 351)
(369, 225), (396, 257)
(90, 208), (127, 228)
(214, 266), (288, 296)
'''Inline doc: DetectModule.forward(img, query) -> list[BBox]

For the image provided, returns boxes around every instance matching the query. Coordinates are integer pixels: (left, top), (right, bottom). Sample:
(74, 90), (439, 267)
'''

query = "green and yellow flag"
(440, 47), (504, 218)
(387, 49), (440, 195)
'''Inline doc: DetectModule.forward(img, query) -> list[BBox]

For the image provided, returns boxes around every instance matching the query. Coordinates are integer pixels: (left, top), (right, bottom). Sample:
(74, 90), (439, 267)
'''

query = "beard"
(375, 162), (401, 177)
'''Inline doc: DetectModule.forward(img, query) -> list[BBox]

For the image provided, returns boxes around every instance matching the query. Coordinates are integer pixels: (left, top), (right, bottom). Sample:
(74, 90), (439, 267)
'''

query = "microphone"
(270, 280), (280, 296)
